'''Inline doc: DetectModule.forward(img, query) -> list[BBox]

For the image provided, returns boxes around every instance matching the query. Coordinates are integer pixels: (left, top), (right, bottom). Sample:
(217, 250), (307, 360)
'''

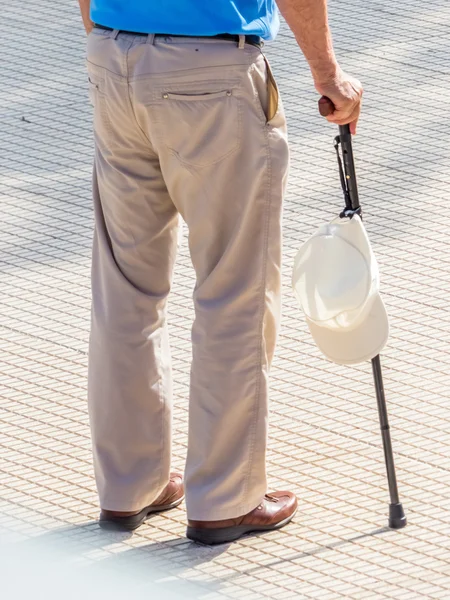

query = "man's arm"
(276, 0), (362, 133)
(78, 0), (93, 34)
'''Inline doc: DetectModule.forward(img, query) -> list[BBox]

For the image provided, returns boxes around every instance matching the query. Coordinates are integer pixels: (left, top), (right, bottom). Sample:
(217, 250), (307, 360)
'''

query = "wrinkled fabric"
(86, 29), (289, 520)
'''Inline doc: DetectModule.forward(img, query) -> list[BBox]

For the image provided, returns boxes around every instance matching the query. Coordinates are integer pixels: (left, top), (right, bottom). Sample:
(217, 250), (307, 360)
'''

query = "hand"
(314, 67), (363, 134)
(84, 19), (94, 35)
(78, 0), (94, 35)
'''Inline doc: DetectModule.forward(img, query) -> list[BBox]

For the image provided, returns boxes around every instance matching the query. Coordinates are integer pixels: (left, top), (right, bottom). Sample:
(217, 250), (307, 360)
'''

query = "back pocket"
(155, 87), (242, 168)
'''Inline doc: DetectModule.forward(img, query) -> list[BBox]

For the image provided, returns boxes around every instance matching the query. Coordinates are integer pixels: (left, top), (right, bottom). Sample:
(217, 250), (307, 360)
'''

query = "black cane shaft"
(372, 355), (400, 505)
(317, 102), (360, 210)
(315, 101), (407, 526)
(338, 124), (360, 210)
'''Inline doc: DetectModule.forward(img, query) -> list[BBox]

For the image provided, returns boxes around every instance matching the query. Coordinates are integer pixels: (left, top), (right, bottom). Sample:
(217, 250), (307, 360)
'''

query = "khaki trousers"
(86, 28), (289, 521)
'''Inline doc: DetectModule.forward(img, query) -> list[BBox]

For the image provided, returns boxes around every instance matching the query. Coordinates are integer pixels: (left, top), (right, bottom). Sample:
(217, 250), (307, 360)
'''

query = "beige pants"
(86, 28), (289, 521)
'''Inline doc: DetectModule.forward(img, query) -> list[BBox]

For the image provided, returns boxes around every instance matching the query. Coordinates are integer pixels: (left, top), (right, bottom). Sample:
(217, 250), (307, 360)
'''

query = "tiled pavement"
(1, 1), (450, 598)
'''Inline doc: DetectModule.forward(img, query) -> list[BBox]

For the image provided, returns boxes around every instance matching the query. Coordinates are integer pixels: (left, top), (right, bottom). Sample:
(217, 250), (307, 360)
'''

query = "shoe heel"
(186, 525), (246, 545)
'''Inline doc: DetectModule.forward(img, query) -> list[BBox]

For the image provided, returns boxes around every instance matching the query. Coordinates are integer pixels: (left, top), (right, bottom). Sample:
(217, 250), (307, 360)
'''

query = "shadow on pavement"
(1, 520), (391, 597)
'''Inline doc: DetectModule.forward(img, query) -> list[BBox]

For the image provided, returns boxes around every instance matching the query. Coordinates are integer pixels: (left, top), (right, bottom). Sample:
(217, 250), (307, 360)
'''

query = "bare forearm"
(276, 0), (338, 82)
(78, 0), (93, 34)
(277, 0), (363, 134)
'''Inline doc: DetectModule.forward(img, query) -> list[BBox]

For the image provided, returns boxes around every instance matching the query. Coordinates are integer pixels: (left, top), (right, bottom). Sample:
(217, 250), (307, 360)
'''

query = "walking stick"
(318, 98), (407, 529)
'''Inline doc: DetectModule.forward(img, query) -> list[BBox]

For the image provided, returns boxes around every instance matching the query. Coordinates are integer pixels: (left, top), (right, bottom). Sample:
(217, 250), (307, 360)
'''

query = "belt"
(94, 25), (261, 48)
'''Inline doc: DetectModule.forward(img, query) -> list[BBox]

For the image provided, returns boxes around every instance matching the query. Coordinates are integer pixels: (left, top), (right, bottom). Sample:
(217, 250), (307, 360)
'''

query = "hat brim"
(305, 294), (389, 365)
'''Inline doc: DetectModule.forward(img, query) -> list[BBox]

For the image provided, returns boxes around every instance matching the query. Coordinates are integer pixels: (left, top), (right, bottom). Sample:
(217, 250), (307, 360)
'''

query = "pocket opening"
(263, 56), (279, 123)
(162, 89), (233, 102)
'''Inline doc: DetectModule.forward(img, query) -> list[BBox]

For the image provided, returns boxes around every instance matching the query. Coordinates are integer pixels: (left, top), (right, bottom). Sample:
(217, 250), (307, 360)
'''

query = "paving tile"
(1, 0), (450, 598)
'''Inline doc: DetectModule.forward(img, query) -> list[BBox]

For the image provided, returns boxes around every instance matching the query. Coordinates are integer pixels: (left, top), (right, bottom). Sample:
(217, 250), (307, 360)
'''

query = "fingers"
(316, 70), (363, 133)
(348, 103), (361, 134)
(325, 95), (362, 132)
(325, 96), (361, 123)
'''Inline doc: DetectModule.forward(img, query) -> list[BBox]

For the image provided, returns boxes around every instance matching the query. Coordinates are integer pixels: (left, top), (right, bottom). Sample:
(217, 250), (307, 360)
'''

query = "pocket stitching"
(163, 89), (233, 102)
(88, 77), (100, 106)
(157, 90), (242, 167)
(87, 76), (113, 150)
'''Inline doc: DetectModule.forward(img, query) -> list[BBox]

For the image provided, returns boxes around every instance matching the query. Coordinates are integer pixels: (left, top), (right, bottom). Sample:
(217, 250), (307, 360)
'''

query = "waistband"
(93, 25), (262, 48)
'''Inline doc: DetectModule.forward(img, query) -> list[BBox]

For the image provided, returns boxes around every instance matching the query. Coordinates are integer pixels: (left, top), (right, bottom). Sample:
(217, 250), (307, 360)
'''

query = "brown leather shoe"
(186, 491), (298, 545)
(99, 472), (184, 531)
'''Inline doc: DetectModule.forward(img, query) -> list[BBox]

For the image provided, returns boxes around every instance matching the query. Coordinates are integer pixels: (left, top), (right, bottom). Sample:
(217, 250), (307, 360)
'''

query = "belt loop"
(238, 35), (245, 49)
(111, 29), (120, 40)
(146, 33), (155, 45)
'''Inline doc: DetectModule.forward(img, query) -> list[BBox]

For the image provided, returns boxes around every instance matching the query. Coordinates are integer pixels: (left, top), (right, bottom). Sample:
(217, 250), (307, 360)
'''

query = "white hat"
(292, 215), (389, 365)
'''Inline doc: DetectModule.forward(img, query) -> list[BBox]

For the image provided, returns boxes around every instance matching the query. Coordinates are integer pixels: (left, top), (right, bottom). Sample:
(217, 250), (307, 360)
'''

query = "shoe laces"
(256, 494), (280, 510)
(264, 494), (279, 503)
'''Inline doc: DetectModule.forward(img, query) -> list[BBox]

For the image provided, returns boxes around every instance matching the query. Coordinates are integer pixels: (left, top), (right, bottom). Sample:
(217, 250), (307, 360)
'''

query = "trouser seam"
(125, 40), (158, 148)
(91, 155), (167, 509)
(240, 91), (272, 504)
(111, 39), (169, 501)
(154, 323), (166, 502)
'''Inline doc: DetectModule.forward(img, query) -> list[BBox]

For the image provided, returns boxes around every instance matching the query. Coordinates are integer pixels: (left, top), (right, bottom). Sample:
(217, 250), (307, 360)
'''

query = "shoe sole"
(186, 507), (297, 545)
(99, 496), (185, 532)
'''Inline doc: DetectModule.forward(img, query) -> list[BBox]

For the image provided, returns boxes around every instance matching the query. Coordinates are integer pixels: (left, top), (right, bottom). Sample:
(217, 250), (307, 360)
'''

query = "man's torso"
(90, 0), (280, 41)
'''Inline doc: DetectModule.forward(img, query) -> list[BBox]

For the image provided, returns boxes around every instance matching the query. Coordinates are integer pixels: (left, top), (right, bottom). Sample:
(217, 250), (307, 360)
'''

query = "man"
(78, 0), (362, 545)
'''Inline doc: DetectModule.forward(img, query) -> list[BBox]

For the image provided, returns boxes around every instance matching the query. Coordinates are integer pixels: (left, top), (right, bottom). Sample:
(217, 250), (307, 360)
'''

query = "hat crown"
(293, 216), (379, 330)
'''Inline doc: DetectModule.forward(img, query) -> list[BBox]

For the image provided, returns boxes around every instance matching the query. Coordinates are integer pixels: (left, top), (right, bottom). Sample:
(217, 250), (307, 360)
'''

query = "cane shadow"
(222, 526), (390, 583)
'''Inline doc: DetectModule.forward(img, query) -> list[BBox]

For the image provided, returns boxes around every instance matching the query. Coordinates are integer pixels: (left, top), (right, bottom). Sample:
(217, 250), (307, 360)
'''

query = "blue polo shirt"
(90, 1), (280, 41)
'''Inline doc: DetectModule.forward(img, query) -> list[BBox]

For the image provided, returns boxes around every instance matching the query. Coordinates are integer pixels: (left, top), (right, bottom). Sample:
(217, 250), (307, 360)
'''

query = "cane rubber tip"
(389, 503), (407, 529)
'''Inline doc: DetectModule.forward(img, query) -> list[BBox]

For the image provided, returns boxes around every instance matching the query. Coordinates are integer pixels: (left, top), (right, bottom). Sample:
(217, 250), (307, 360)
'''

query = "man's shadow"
(2, 519), (230, 599)
(2, 518), (390, 599)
